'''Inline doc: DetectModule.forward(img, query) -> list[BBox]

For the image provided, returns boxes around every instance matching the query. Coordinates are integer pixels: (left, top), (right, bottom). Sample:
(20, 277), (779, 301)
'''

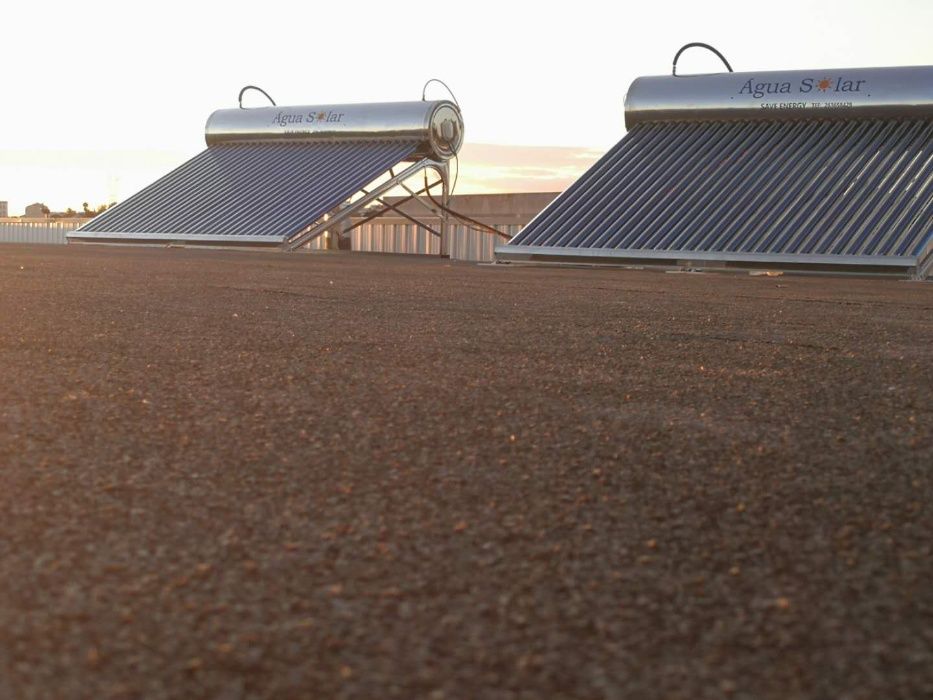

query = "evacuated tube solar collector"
(498, 64), (933, 278)
(70, 98), (464, 249)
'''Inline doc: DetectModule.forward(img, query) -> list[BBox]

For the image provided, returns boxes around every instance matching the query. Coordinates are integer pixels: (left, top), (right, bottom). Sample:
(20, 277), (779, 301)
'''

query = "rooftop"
(1, 244), (931, 698)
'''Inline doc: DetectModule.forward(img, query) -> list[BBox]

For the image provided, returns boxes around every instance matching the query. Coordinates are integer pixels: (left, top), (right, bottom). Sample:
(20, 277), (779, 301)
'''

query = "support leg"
(440, 162), (450, 258)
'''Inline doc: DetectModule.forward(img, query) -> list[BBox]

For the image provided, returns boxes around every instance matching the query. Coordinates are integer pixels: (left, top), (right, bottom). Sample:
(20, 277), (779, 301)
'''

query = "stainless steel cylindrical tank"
(205, 100), (464, 161)
(624, 65), (933, 128)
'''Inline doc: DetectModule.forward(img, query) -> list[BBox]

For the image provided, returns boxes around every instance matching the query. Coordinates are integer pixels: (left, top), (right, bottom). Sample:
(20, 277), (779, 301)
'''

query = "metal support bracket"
(284, 158), (449, 252)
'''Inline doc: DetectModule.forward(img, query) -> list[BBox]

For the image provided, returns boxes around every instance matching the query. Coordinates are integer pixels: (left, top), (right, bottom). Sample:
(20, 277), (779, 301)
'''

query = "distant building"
(24, 202), (49, 218)
(0, 201), (7, 217)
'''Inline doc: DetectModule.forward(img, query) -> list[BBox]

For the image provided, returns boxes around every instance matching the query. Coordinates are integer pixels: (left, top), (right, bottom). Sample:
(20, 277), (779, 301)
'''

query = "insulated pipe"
(205, 100), (464, 161)
(624, 65), (933, 129)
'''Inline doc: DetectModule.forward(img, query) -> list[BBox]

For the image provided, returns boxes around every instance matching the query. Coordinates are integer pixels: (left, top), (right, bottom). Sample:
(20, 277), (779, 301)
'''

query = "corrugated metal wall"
(304, 231), (329, 250)
(352, 223), (441, 256)
(350, 223), (519, 261)
(449, 224), (520, 262)
(0, 221), (81, 244)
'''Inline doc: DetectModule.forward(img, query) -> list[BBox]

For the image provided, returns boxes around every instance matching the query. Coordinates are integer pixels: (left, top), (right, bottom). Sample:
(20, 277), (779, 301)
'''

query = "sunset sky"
(1, 0), (930, 214)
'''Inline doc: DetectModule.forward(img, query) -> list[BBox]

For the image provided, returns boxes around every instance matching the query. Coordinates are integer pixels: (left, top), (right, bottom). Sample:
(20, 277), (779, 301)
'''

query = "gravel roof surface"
(0, 244), (931, 699)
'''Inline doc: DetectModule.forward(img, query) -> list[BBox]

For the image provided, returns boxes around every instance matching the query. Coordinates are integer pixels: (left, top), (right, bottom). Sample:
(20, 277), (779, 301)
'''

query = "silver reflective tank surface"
(624, 65), (933, 128)
(205, 100), (464, 161)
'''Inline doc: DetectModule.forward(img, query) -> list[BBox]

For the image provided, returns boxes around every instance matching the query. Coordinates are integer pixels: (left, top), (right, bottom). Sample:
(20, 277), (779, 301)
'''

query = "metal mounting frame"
(284, 158), (450, 253)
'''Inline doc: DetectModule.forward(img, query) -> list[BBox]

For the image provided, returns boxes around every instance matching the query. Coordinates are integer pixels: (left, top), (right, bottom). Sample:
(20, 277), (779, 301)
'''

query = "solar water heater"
(497, 59), (933, 278)
(70, 94), (464, 251)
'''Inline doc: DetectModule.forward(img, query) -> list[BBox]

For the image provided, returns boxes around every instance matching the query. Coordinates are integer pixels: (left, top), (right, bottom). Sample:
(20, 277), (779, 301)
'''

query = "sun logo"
(817, 78), (832, 92)
(317, 112), (327, 120)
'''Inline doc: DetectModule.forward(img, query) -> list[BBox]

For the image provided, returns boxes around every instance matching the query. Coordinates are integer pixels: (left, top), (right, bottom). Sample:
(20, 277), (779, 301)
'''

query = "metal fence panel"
(449, 224), (519, 262)
(351, 223), (441, 256)
(0, 221), (80, 245)
(351, 222), (518, 261)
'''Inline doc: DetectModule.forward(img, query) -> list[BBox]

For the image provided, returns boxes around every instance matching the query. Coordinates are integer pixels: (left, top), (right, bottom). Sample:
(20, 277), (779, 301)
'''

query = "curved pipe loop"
(672, 43), (733, 76)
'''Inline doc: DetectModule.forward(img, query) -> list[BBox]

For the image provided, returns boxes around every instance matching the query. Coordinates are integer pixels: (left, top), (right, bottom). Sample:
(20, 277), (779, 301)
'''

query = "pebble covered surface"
(0, 244), (931, 699)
